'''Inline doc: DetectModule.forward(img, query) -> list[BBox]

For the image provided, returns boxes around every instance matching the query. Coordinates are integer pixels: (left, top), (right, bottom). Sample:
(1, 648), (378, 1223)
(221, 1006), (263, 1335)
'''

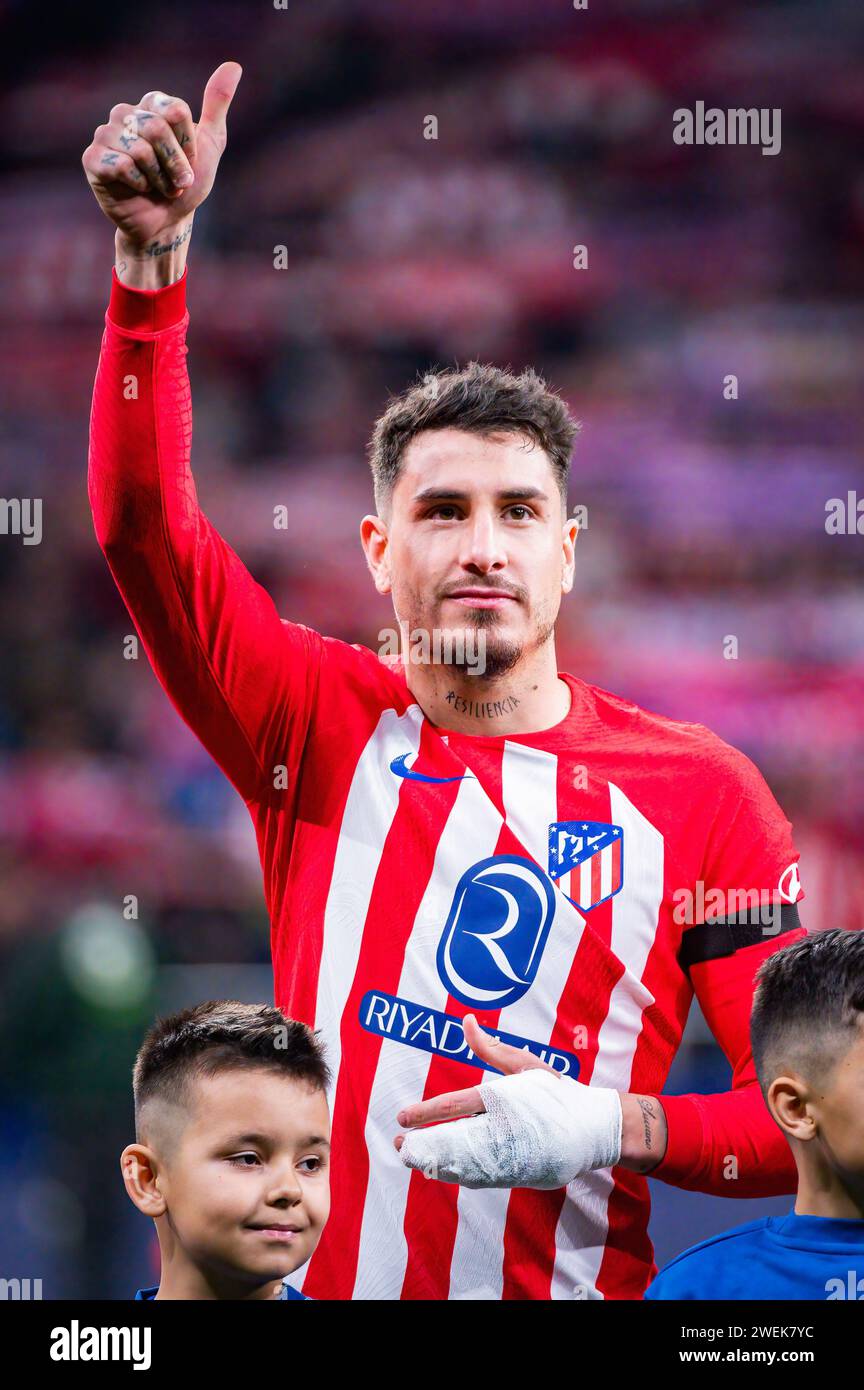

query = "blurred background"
(0, 0), (862, 1298)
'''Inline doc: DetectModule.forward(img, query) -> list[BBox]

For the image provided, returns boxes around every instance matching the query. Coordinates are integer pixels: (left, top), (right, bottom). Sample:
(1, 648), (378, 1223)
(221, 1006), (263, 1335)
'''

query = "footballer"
(83, 62), (806, 1300)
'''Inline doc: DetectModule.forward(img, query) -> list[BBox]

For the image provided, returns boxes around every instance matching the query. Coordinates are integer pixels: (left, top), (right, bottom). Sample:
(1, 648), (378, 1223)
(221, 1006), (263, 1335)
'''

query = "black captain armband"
(679, 901), (802, 972)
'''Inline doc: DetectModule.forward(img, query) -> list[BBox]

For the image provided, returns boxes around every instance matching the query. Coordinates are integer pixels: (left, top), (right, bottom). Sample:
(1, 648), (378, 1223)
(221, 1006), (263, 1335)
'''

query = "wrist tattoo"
(637, 1097), (657, 1150)
(143, 223), (193, 259)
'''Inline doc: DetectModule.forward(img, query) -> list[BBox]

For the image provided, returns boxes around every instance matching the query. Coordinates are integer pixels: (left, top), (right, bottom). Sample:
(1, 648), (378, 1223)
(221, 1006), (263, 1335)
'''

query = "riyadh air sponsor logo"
(359, 990), (581, 1076)
(389, 752), (473, 784)
(548, 820), (623, 911)
(436, 854), (556, 1008)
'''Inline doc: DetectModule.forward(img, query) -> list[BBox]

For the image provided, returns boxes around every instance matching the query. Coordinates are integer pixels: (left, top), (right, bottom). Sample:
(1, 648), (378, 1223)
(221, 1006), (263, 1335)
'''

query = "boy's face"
(158, 1068), (331, 1287)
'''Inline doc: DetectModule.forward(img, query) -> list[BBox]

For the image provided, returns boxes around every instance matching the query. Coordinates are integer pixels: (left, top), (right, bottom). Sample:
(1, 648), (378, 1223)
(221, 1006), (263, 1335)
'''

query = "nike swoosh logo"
(389, 753), (471, 784)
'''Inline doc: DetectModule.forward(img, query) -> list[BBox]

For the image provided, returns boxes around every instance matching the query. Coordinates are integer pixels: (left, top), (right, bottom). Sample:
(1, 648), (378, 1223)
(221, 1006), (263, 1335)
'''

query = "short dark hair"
(133, 1000), (330, 1142)
(750, 929), (864, 1095)
(367, 360), (580, 514)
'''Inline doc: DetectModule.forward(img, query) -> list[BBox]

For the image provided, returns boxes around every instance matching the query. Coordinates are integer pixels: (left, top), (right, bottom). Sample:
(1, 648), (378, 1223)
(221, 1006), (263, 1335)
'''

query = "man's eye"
(228, 1153), (260, 1167)
(506, 505), (532, 520)
(427, 505), (460, 520)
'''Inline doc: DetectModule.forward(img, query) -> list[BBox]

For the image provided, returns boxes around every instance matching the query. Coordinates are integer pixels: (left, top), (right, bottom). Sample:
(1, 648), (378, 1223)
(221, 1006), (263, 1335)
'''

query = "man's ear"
(561, 516), (579, 595)
(360, 514), (392, 595)
(121, 1143), (167, 1218)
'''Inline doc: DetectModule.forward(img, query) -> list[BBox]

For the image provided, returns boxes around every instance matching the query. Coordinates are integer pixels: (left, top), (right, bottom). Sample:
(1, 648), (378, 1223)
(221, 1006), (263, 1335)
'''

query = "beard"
(399, 592), (556, 683)
(447, 605), (524, 679)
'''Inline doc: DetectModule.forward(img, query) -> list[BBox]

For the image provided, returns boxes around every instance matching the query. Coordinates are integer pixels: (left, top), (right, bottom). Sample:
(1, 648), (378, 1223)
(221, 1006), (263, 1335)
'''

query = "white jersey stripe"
(550, 780), (664, 1298)
(317, 704), (424, 1108)
(580, 856), (592, 908)
(449, 741), (588, 1299)
(549, 1172), (615, 1300)
(352, 771), (505, 1299)
(496, 744), (618, 1301)
(289, 703), (423, 1295)
(601, 844), (612, 900)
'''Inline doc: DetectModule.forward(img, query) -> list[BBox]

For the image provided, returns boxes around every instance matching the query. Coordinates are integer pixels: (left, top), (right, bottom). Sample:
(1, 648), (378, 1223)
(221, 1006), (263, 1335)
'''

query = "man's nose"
(459, 511), (507, 572)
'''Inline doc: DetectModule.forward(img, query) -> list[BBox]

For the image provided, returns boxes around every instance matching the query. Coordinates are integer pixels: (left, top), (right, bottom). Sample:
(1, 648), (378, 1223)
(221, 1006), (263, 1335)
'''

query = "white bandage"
(399, 1069), (623, 1189)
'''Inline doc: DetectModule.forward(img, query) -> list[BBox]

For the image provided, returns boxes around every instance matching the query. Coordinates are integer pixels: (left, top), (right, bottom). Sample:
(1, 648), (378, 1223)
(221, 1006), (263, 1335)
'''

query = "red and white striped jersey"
(89, 269), (805, 1300)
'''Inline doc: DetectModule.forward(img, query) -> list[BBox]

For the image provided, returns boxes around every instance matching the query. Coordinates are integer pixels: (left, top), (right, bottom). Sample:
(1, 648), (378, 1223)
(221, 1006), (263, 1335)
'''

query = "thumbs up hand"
(82, 62), (242, 251)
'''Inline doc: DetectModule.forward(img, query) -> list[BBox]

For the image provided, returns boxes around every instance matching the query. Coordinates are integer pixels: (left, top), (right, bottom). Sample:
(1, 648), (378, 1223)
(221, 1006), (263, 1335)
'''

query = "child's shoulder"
(281, 1283), (311, 1300)
(645, 1217), (773, 1299)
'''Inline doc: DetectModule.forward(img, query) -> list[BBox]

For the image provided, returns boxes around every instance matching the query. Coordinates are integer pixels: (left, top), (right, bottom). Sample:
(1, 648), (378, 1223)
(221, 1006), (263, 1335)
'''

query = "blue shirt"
(645, 1210), (864, 1300)
(134, 1282), (309, 1300)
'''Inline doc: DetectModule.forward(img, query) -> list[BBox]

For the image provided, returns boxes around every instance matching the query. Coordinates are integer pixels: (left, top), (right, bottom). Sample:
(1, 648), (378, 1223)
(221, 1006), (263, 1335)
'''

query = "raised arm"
(83, 64), (321, 802)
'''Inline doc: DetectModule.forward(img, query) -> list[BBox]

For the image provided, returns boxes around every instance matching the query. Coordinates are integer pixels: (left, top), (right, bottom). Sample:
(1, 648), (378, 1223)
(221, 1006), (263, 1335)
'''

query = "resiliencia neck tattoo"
(444, 692), (520, 719)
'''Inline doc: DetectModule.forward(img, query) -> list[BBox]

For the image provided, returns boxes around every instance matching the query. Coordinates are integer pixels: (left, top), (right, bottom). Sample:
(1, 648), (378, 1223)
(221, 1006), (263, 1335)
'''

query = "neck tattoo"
(445, 691), (520, 719)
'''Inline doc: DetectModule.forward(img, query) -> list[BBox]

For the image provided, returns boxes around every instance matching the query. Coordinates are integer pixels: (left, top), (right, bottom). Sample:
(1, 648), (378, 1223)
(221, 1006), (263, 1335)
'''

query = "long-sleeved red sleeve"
(88, 268), (321, 803)
(648, 741), (805, 1196)
(649, 930), (804, 1195)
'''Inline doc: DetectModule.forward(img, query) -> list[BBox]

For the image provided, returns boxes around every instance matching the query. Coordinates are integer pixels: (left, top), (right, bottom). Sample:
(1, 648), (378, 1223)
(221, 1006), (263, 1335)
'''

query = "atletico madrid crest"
(547, 820), (624, 911)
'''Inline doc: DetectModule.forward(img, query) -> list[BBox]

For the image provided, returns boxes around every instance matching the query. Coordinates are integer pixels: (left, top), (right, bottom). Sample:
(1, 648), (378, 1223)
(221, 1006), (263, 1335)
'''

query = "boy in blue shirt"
(646, 928), (864, 1300)
(121, 1000), (330, 1300)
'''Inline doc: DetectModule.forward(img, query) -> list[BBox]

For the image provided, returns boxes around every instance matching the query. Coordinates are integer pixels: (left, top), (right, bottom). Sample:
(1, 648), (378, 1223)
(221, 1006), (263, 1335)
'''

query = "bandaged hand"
(394, 1015), (622, 1190)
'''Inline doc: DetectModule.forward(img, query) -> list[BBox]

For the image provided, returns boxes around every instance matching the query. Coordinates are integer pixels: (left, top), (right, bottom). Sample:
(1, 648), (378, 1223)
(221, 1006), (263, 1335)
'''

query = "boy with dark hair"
(122, 1001), (331, 1300)
(646, 929), (864, 1300)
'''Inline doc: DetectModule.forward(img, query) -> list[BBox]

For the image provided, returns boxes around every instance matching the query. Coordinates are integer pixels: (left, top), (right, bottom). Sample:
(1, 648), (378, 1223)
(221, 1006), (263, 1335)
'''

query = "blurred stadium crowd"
(0, 0), (862, 1296)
